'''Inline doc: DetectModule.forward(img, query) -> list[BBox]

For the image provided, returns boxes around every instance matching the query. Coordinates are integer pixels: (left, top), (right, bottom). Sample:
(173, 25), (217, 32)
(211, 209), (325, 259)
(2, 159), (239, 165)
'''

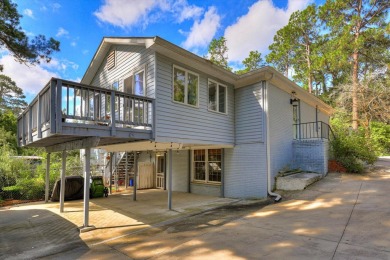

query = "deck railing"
(293, 121), (334, 140)
(17, 78), (155, 146)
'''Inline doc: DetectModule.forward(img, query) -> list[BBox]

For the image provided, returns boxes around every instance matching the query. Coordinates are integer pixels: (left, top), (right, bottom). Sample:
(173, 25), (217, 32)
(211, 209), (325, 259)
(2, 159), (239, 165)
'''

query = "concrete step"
(276, 172), (323, 191)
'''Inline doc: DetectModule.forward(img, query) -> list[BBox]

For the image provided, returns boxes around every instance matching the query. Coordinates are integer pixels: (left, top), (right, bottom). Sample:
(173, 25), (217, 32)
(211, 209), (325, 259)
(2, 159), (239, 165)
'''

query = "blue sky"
(2, 0), (322, 102)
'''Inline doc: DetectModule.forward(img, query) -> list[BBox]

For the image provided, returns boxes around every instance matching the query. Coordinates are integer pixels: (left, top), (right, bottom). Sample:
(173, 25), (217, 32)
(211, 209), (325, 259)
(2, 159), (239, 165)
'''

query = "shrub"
(370, 121), (390, 155)
(330, 127), (377, 173)
(2, 186), (22, 200)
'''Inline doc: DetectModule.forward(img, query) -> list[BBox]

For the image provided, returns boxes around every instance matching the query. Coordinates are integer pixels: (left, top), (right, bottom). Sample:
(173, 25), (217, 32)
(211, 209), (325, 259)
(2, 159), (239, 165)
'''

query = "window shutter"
(106, 50), (115, 70)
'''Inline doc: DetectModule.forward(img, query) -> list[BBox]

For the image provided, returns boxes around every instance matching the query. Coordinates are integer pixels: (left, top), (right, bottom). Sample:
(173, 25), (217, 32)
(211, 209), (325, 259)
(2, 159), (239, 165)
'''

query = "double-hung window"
(193, 149), (222, 184)
(173, 66), (199, 107)
(208, 80), (227, 113)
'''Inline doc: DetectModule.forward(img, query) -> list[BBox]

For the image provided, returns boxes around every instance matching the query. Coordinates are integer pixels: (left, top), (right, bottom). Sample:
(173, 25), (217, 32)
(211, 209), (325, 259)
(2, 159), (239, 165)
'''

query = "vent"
(106, 50), (115, 70)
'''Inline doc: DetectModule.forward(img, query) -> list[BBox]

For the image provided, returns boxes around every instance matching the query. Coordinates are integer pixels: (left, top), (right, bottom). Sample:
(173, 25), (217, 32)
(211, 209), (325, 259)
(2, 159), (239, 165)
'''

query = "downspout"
(264, 79), (282, 202)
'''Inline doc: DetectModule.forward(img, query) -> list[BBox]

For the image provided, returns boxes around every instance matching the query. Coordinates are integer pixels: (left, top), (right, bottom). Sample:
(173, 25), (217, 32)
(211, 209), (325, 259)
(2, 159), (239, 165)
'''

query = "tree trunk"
(306, 43), (312, 93)
(352, 51), (359, 130)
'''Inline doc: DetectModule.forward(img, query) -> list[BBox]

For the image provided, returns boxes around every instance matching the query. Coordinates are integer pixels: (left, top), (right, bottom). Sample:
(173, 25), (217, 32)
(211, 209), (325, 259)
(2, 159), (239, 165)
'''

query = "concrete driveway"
(1, 158), (390, 259)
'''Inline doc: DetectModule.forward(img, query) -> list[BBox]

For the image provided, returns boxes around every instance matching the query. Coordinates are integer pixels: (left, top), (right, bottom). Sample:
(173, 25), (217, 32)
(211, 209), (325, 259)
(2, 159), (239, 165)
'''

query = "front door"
(156, 155), (165, 189)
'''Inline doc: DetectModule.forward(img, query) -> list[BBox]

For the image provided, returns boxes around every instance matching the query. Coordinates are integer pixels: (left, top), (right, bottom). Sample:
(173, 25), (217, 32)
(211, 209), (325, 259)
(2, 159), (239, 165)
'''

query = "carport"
(43, 138), (186, 232)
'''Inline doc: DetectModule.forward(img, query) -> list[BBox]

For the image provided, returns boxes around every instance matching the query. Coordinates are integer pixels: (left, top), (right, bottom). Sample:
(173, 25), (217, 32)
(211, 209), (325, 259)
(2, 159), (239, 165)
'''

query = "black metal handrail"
(293, 121), (334, 140)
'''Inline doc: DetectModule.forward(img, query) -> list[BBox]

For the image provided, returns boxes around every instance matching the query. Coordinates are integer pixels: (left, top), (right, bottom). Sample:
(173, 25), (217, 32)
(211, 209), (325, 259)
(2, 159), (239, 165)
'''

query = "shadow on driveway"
(0, 207), (88, 259)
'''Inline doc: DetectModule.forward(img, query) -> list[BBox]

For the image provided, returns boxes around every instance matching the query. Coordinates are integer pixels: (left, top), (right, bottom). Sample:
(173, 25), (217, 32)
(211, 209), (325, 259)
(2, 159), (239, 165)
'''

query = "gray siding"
(191, 183), (221, 197)
(155, 54), (234, 145)
(223, 82), (267, 198)
(300, 100), (330, 125)
(235, 83), (264, 144)
(90, 45), (156, 98)
(224, 144), (267, 198)
(170, 150), (189, 192)
(268, 83), (294, 185)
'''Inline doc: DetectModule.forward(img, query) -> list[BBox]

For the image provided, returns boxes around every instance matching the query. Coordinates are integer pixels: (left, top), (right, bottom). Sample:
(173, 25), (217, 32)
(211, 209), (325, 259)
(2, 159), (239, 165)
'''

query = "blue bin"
(130, 179), (134, 186)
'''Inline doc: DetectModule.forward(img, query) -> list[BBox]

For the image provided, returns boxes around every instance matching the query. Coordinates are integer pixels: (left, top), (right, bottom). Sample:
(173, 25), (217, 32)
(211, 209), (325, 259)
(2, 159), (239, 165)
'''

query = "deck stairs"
(108, 152), (135, 187)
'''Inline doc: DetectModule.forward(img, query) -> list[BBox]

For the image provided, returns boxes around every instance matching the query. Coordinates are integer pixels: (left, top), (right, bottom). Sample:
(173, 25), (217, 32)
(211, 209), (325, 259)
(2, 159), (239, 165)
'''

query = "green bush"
(370, 121), (390, 155)
(17, 179), (45, 200)
(2, 186), (22, 200)
(330, 126), (377, 173)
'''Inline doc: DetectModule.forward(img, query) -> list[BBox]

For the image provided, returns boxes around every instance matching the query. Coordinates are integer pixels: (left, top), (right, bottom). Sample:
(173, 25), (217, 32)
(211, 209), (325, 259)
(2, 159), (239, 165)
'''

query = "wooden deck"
(17, 78), (155, 150)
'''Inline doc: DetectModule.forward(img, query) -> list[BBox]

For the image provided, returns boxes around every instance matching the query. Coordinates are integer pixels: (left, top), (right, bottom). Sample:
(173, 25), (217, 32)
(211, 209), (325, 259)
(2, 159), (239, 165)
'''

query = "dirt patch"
(0, 199), (43, 207)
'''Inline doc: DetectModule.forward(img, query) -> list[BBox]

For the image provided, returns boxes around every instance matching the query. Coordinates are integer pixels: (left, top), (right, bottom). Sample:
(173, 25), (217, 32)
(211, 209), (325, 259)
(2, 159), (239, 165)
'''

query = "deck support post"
(83, 147), (91, 227)
(125, 153), (128, 189)
(45, 153), (51, 202)
(109, 152), (113, 194)
(168, 149), (172, 210)
(133, 152), (138, 201)
(59, 150), (66, 213)
(221, 149), (225, 198)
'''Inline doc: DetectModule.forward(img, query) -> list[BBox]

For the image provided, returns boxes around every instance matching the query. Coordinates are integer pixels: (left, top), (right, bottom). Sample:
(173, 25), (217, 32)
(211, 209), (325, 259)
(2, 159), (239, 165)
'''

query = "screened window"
(193, 149), (222, 183)
(208, 80), (227, 113)
(173, 66), (198, 106)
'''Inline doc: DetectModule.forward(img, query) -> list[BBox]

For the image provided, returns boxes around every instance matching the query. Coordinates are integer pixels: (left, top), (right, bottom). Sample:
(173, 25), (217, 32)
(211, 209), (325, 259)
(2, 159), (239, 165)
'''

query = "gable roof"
(81, 36), (333, 115)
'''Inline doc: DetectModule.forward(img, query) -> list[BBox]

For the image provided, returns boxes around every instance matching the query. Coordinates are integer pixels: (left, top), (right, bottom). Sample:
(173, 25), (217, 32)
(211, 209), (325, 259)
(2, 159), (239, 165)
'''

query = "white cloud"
(94, 0), (158, 29)
(172, 0), (203, 23)
(50, 3), (61, 11)
(23, 9), (34, 19)
(0, 55), (58, 95)
(70, 41), (77, 47)
(41, 58), (79, 71)
(182, 6), (220, 49)
(82, 50), (89, 55)
(224, 0), (310, 62)
(56, 27), (69, 37)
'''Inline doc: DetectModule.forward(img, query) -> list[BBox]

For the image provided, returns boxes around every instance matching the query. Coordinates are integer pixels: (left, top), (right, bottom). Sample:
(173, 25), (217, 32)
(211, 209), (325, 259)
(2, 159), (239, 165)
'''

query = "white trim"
(207, 79), (228, 115)
(172, 65), (199, 108)
(133, 66), (146, 96)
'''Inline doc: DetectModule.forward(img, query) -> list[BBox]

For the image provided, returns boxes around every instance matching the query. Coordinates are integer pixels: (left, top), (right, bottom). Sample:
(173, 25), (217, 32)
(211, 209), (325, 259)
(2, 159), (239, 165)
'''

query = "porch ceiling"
(98, 141), (234, 152)
(24, 134), (146, 150)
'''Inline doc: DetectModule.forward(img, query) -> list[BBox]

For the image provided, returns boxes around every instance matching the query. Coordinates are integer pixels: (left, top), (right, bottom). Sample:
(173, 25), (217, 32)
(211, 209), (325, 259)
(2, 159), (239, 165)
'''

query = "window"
(293, 100), (300, 139)
(134, 70), (145, 96)
(106, 50), (115, 70)
(123, 68), (145, 96)
(208, 80), (227, 113)
(173, 66), (199, 106)
(193, 149), (222, 183)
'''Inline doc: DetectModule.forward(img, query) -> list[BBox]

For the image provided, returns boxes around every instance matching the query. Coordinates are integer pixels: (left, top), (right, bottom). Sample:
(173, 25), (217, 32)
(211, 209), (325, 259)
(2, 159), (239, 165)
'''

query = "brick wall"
(292, 140), (329, 175)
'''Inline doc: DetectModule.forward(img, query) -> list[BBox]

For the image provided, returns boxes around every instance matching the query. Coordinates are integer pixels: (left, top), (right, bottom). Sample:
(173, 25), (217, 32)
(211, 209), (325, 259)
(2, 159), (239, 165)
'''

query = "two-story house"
(18, 37), (332, 218)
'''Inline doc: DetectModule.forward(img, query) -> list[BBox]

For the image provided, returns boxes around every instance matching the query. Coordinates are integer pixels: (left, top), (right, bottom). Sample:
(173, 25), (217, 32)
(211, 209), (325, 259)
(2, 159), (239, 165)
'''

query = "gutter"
(264, 79), (282, 202)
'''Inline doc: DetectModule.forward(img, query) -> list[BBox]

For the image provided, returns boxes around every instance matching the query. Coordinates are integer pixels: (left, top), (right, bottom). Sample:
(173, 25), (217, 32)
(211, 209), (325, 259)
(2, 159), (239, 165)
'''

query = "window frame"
(208, 79), (227, 114)
(192, 149), (222, 185)
(133, 67), (146, 96)
(172, 65), (199, 108)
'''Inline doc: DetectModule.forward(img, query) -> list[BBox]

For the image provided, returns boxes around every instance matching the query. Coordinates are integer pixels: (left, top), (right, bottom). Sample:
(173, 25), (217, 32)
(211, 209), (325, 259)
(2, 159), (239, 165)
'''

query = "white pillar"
(133, 152), (138, 201)
(109, 152), (113, 194)
(125, 153), (128, 189)
(45, 153), (50, 202)
(83, 147), (91, 227)
(168, 149), (172, 210)
(59, 150), (66, 213)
